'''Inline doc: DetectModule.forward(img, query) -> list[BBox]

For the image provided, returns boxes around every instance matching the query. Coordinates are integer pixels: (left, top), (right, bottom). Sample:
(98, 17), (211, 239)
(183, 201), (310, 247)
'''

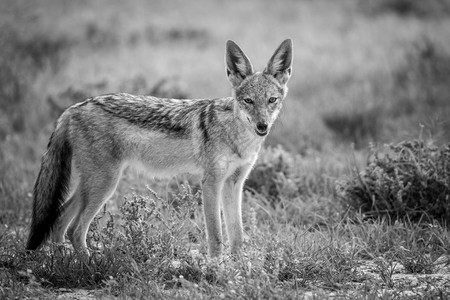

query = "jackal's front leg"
(222, 166), (251, 255)
(202, 175), (224, 257)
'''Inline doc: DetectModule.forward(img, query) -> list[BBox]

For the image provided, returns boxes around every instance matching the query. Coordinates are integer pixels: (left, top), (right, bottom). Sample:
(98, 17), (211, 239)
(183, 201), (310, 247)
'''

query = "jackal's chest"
(214, 144), (260, 179)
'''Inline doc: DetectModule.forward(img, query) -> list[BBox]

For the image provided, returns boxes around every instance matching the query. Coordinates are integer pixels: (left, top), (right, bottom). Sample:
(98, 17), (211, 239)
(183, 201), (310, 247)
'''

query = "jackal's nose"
(256, 122), (268, 136)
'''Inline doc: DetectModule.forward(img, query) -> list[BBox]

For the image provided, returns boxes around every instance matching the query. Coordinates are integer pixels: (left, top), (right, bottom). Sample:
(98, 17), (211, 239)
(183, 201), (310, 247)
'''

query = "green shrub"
(391, 39), (450, 144)
(393, 38), (450, 115)
(245, 146), (296, 202)
(245, 146), (336, 203)
(323, 106), (382, 149)
(144, 25), (210, 48)
(0, 28), (69, 138)
(360, 0), (450, 18)
(338, 140), (450, 223)
(89, 186), (201, 264)
(85, 22), (118, 49)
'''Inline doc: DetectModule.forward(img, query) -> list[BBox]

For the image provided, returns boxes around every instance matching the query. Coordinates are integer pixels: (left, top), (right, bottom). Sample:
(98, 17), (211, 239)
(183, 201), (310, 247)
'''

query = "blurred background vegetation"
(0, 0), (449, 223)
(1, 1), (450, 297)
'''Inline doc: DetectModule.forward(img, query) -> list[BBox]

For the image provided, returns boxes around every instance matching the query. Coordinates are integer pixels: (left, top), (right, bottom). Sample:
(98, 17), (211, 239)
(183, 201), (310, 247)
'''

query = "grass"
(1, 0), (450, 298)
(1, 190), (449, 298)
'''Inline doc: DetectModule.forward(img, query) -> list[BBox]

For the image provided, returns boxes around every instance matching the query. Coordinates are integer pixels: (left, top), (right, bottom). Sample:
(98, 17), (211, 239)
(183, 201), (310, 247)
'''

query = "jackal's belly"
(125, 131), (203, 179)
(127, 159), (203, 179)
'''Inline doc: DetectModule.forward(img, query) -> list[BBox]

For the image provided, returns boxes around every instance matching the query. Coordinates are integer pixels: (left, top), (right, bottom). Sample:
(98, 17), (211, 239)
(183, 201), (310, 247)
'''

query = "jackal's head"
(226, 39), (293, 137)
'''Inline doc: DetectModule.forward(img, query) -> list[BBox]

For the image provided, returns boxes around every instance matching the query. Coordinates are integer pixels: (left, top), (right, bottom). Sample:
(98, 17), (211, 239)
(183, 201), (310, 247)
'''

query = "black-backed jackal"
(27, 39), (293, 257)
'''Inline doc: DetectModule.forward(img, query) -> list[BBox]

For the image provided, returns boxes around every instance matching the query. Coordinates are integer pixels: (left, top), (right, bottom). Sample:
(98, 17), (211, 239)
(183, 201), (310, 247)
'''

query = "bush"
(89, 185), (201, 265)
(323, 106), (382, 149)
(392, 38), (450, 116)
(246, 146), (339, 201)
(245, 146), (297, 202)
(85, 23), (118, 49)
(0, 28), (69, 138)
(360, 0), (450, 18)
(0, 63), (25, 138)
(338, 140), (450, 223)
(145, 25), (210, 48)
(119, 75), (190, 99)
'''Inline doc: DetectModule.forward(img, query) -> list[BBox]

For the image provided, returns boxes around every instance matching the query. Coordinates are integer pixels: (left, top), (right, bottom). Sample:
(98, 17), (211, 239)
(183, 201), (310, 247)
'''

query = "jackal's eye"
(268, 97), (278, 104)
(243, 98), (254, 105)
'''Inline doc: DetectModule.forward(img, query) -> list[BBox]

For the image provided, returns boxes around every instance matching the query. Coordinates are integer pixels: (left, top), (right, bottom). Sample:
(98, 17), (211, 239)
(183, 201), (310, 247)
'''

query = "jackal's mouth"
(255, 128), (268, 136)
(247, 117), (268, 136)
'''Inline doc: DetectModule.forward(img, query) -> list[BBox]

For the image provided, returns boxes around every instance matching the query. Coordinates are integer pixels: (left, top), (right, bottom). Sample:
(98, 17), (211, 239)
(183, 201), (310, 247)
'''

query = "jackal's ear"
(225, 40), (254, 87)
(264, 39), (293, 85)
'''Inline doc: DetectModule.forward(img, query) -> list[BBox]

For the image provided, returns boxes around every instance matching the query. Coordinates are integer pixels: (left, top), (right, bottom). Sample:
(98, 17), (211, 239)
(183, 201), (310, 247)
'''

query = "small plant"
(89, 185), (202, 264)
(401, 251), (434, 274)
(374, 258), (396, 288)
(338, 140), (450, 223)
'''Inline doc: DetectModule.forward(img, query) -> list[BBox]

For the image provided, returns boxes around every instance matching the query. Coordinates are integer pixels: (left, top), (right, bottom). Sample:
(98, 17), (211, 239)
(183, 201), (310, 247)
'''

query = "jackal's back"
(76, 94), (230, 135)
(64, 93), (246, 178)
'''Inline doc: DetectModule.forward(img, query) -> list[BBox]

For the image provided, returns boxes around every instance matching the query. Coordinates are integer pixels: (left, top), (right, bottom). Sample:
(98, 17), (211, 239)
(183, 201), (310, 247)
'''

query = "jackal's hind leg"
(67, 172), (121, 255)
(52, 186), (81, 244)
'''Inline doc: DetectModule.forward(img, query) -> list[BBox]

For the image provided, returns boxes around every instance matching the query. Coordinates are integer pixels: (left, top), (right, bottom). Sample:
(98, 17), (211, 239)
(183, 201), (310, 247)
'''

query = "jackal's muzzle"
(255, 122), (268, 136)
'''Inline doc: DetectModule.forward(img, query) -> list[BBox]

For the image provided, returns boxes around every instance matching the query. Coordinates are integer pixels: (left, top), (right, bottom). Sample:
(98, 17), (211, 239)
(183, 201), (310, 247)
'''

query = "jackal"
(26, 39), (293, 257)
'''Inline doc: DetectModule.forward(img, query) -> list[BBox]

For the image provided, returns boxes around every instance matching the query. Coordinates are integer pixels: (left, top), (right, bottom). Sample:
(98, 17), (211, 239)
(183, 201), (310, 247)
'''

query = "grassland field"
(1, 0), (450, 299)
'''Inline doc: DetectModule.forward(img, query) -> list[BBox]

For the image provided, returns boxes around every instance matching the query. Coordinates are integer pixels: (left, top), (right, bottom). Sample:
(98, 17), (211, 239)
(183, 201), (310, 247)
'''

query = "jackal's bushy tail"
(26, 120), (72, 250)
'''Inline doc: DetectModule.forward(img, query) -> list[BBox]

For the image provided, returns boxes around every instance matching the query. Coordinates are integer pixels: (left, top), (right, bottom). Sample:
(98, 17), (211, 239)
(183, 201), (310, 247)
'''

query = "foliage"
(246, 146), (336, 202)
(90, 185), (201, 263)
(360, 0), (450, 18)
(391, 39), (450, 142)
(0, 28), (68, 139)
(323, 38), (450, 148)
(245, 146), (297, 202)
(338, 140), (450, 223)
(323, 106), (381, 149)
